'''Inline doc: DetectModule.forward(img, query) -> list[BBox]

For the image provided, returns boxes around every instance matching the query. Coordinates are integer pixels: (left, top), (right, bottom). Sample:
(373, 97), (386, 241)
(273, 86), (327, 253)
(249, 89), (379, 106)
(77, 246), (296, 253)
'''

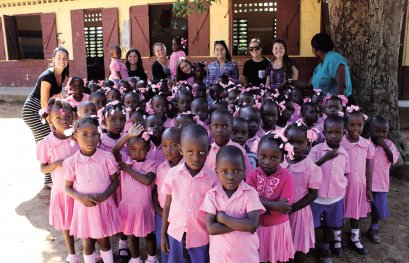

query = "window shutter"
(276, 0), (300, 55)
(4, 15), (19, 60)
(41, 13), (57, 59)
(130, 5), (150, 57)
(102, 8), (119, 79)
(0, 18), (6, 60)
(188, 8), (210, 56)
(70, 9), (87, 77)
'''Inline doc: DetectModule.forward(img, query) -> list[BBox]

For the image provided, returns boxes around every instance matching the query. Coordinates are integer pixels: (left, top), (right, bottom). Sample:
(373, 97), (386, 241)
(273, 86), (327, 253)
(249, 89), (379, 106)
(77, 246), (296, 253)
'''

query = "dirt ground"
(1, 102), (408, 263)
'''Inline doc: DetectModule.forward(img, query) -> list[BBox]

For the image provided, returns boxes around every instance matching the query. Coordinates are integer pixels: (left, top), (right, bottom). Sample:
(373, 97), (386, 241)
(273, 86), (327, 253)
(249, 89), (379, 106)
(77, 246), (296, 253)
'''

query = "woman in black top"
(125, 48), (147, 81)
(151, 43), (171, 81)
(242, 38), (270, 86)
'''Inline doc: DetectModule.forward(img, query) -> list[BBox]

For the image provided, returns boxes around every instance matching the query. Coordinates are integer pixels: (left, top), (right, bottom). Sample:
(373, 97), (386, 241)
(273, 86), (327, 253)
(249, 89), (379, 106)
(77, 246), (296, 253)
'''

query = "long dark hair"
(176, 58), (194, 81)
(214, 40), (232, 61)
(52, 46), (70, 79)
(272, 39), (293, 80)
(125, 48), (144, 72)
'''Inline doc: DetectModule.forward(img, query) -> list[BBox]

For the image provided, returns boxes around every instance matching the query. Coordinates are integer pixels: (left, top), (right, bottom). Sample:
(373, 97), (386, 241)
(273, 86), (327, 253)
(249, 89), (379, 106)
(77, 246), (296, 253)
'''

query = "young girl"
(174, 113), (195, 130)
(64, 77), (89, 108)
(237, 91), (255, 108)
(153, 127), (183, 263)
(170, 37), (187, 79)
(201, 145), (265, 263)
(368, 116), (400, 243)
(238, 106), (261, 152)
(89, 90), (107, 112)
(324, 95), (344, 118)
(37, 99), (79, 263)
(208, 84), (224, 106)
(99, 101), (126, 153)
(341, 106), (375, 255)
(175, 90), (193, 115)
(112, 125), (159, 263)
(283, 123), (322, 263)
(149, 94), (172, 128)
(191, 98), (209, 125)
(64, 117), (120, 263)
(260, 100), (279, 134)
(161, 124), (218, 262)
(193, 62), (207, 84)
(109, 45), (129, 84)
(145, 114), (166, 164)
(123, 92), (141, 133)
(290, 87), (305, 123)
(301, 102), (323, 143)
(106, 88), (122, 103)
(276, 95), (295, 129)
(246, 133), (295, 263)
(77, 101), (97, 118)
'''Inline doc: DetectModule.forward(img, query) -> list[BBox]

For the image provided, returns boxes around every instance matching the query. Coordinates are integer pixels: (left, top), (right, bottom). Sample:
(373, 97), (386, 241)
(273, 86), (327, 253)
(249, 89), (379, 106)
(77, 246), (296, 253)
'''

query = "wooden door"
(41, 13), (57, 59)
(188, 8), (210, 56)
(276, 0), (300, 55)
(130, 5), (150, 57)
(4, 15), (19, 60)
(102, 8), (119, 78)
(70, 9), (87, 78)
(0, 18), (6, 60)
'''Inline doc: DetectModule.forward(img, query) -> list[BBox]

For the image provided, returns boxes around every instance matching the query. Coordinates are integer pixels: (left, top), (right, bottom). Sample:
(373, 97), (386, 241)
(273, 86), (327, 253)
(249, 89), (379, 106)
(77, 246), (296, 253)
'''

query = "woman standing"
(206, 40), (239, 86)
(243, 38), (270, 86)
(22, 46), (69, 186)
(125, 48), (147, 81)
(151, 43), (171, 81)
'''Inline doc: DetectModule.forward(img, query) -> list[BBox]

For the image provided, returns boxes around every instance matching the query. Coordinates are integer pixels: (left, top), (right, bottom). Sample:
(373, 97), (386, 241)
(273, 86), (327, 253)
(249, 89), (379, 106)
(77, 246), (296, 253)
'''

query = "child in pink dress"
(367, 116), (400, 243)
(300, 102), (323, 144)
(170, 37), (187, 80)
(161, 124), (218, 263)
(77, 101), (97, 118)
(246, 133), (295, 263)
(109, 45), (129, 84)
(99, 101), (126, 153)
(112, 124), (159, 263)
(341, 106), (375, 254)
(37, 99), (79, 263)
(64, 117), (120, 263)
(201, 145), (265, 263)
(64, 77), (89, 108)
(148, 94), (173, 128)
(282, 123), (322, 263)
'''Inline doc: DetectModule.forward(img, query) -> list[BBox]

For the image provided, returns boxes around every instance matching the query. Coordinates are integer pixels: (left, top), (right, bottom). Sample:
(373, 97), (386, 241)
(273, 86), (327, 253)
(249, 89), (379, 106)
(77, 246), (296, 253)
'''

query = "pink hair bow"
(254, 101), (262, 110)
(145, 100), (154, 115)
(233, 111), (239, 118)
(338, 95), (348, 106)
(278, 101), (286, 111)
(304, 98), (311, 103)
(283, 143), (295, 160)
(181, 37), (187, 49)
(307, 128), (319, 142)
(142, 128), (154, 141)
(38, 106), (50, 116)
(337, 111), (344, 117)
(59, 108), (65, 116)
(346, 105), (360, 113)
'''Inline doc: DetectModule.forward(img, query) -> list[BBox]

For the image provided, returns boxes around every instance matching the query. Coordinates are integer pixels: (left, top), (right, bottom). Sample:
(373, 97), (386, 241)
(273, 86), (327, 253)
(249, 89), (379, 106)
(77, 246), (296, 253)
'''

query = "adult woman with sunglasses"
(243, 39), (270, 86)
(206, 40), (239, 86)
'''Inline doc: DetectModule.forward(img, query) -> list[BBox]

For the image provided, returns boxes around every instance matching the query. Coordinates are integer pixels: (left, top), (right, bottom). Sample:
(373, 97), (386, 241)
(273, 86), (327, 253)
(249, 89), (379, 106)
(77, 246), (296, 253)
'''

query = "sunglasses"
(249, 46), (260, 51)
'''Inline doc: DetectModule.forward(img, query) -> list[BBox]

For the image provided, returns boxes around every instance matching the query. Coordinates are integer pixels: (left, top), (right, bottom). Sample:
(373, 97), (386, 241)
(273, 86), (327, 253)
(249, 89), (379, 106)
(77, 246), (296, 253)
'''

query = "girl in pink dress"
(64, 77), (89, 108)
(37, 99), (79, 263)
(246, 133), (295, 263)
(123, 91), (141, 133)
(341, 106), (375, 254)
(64, 117), (120, 263)
(282, 123), (322, 263)
(108, 45), (129, 84)
(112, 124), (159, 263)
(170, 37), (187, 80)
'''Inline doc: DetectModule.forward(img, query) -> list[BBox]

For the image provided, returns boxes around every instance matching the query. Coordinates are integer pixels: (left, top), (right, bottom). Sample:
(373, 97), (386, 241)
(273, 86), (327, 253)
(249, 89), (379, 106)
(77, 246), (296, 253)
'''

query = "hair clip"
(63, 127), (74, 137)
(181, 37), (187, 49)
(337, 111), (344, 117)
(346, 105), (360, 113)
(278, 101), (286, 111)
(295, 119), (306, 126)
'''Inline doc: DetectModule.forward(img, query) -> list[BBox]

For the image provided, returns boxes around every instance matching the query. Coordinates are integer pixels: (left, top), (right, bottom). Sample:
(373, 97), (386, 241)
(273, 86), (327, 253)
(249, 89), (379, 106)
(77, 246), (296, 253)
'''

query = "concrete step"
(0, 87), (31, 103)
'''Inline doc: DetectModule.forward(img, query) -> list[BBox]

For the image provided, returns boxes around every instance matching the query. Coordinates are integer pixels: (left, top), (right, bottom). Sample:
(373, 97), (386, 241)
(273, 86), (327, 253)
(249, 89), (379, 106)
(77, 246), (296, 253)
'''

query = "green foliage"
(173, 0), (221, 17)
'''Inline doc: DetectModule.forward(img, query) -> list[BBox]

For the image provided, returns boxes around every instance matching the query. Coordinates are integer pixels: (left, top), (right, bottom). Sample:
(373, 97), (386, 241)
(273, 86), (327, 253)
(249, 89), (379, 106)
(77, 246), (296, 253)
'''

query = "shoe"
(65, 254), (80, 263)
(145, 256), (159, 263)
(319, 248), (333, 263)
(119, 248), (131, 263)
(350, 239), (368, 255)
(330, 241), (343, 256)
(367, 228), (381, 243)
(129, 258), (142, 263)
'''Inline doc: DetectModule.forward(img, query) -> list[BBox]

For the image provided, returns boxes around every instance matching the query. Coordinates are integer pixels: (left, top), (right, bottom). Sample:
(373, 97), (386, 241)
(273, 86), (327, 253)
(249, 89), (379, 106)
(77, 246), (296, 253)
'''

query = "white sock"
(147, 254), (158, 261)
(66, 254), (78, 262)
(333, 230), (342, 248)
(83, 253), (95, 263)
(129, 257), (141, 263)
(100, 249), (114, 263)
(351, 228), (363, 248)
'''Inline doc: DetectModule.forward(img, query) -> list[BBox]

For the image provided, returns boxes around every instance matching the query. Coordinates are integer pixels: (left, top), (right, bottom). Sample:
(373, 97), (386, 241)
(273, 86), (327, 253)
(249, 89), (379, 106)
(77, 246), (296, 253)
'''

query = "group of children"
(36, 72), (399, 263)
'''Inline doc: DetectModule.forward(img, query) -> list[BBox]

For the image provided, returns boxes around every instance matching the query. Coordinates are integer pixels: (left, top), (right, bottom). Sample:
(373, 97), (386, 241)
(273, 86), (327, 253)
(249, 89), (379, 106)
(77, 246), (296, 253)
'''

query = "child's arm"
(120, 163), (156, 186)
(260, 199), (292, 214)
(377, 138), (394, 163)
(205, 213), (234, 235)
(261, 174), (294, 214)
(111, 124), (144, 161)
(161, 194), (172, 254)
(365, 159), (373, 201)
(93, 172), (120, 203)
(65, 179), (98, 207)
(291, 188), (318, 213)
(40, 160), (64, 174)
(314, 148), (339, 166)
(216, 211), (259, 233)
(152, 186), (163, 216)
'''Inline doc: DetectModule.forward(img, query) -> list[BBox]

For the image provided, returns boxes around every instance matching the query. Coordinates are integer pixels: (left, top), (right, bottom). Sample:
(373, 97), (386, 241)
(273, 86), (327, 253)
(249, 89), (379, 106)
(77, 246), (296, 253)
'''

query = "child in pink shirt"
(367, 116), (400, 243)
(161, 124), (218, 263)
(99, 101), (126, 154)
(122, 92), (141, 133)
(282, 123), (322, 263)
(341, 106), (375, 254)
(170, 37), (187, 80)
(109, 45), (129, 84)
(64, 77), (89, 108)
(301, 102), (323, 144)
(112, 125), (159, 263)
(64, 117), (120, 263)
(37, 99), (79, 263)
(145, 114), (166, 164)
(201, 145), (265, 263)
(246, 133), (295, 263)
(308, 116), (350, 263)
(238, 106), (261, 152)
(77, 101), (97, 118)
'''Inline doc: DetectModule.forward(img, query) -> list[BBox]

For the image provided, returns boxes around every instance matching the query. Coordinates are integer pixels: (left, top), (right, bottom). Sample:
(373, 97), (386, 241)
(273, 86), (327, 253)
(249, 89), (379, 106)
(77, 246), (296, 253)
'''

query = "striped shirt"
(206, 60), (239, 86)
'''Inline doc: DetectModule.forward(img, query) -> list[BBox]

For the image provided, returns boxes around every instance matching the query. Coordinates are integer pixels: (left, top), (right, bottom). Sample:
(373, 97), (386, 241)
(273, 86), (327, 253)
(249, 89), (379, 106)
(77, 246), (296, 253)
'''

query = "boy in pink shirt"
(201, 145), (265, 263)
(308, 116), (350, 263)
(161, 124), (218, 263)
(367, 116), (400, 243)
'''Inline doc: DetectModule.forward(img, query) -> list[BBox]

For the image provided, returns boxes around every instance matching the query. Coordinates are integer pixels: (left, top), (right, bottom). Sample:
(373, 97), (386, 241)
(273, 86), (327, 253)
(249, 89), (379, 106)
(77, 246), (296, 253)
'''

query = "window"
(84, 10), (104, 81)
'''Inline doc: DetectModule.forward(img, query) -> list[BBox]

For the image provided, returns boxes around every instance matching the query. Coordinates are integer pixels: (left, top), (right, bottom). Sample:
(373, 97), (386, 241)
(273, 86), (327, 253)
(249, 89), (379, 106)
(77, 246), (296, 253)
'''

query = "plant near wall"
(173, 0), (221, 17)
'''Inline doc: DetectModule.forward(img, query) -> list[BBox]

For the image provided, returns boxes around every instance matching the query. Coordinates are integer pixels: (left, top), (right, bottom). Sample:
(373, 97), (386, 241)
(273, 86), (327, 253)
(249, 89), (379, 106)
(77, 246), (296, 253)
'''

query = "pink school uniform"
(146, 141), (166, 165)
(109, 58), (129, 83)
(246, 167), (295, 263)
(341, 136), (375, 219)
(36, 133), (79, 230)
(169, 50), (186, 79)
(205, 140), (254, 177)
(282, 158), (322, 254)
(164, 117), (174, 128)
(119, 157), (157, 237)
(161, 162), (218, 248)
(155, 160), (182, 209)
(64, 93), (89, 108)
(290, 103), (301, 123)
(64, 148), (120, 238)
(200, 181), (266, 263)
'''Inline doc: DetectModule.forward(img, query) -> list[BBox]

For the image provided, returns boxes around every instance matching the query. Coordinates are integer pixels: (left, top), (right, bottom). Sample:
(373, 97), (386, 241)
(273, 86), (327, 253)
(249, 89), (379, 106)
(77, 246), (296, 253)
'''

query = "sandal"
(350, 239), (367, 255)
(118, 248), (130, 263)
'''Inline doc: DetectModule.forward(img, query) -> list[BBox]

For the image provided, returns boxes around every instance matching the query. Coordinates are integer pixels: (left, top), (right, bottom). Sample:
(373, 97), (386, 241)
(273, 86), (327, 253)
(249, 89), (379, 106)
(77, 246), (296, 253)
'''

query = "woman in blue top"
(291, 33), (355, 104)
(206, 40), (239, 86)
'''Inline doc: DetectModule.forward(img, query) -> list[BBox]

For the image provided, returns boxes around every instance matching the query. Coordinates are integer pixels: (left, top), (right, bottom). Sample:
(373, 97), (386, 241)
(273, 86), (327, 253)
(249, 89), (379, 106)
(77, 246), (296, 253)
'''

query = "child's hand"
(366, 189), (373, 202)
(160, 236), (170, 254)
(92, 193), (107, 203)
(128, 124), (145, 137)
(216, 211), (227, 224)
(118, 162), (131, 172)
(376, 138), (387, 148)
(79, 194), (98, 207)
(323, 148), (339, 161)
(275, 199), (292, 214)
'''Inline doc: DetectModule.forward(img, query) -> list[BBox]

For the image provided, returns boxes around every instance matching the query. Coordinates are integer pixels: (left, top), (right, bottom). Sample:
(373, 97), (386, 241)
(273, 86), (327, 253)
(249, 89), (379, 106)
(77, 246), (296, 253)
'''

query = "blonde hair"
(152, 43), (166, 53)
(249, 38), (262, 48)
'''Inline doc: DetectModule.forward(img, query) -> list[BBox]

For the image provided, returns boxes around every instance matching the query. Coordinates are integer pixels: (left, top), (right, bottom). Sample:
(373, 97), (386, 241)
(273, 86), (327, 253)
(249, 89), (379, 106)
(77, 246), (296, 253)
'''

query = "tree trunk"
(328, 0), (408, 161)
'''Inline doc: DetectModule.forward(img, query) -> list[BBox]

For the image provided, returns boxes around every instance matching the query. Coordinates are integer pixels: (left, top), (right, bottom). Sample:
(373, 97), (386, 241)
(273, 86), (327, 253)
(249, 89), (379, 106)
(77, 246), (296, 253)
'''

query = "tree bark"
(328, 0), (408, 161)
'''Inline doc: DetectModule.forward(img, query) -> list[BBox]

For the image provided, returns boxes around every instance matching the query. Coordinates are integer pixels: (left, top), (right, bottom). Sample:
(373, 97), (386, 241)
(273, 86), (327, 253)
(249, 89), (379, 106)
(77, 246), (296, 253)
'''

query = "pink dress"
(246, 167), (295, 263)
(36, 133), (78, 230)
(200, 181), (266, 263)
(109, 58), (129, 83)
(64, 93), (89, 108)
(64, 149), (120, 238)
(119, 157), (157, 237)
(282, 158), (322, 254)
(341, 136), (375, 219)
(169, 50), (186, 78)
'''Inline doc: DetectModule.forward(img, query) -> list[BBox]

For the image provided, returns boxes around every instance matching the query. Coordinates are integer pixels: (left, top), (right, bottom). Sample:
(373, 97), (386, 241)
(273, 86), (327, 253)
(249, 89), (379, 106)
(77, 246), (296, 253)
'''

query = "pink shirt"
(200, 181), (265, 263)
(161, 163), (218, 248)
(36, 133), (79, 192)
(64, 93), (89, 108)
(281, 157), (322, 202)
(205, 140), (254, 177)
(247, 134), (261, 153)
(246, 167), (293, 226)
(164, 117), (174, 128)
(109, 58), (129, 82)
(370, 139), (400, 192)
(155, 159), (182, 208)
(169, 50), (186, 78)
(341, 136), (375, 184)
(308, 142), (350, 198)
(64, 149), (118, 194)
(290, 102), (302, 123)
(146, 141), (165, 164)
